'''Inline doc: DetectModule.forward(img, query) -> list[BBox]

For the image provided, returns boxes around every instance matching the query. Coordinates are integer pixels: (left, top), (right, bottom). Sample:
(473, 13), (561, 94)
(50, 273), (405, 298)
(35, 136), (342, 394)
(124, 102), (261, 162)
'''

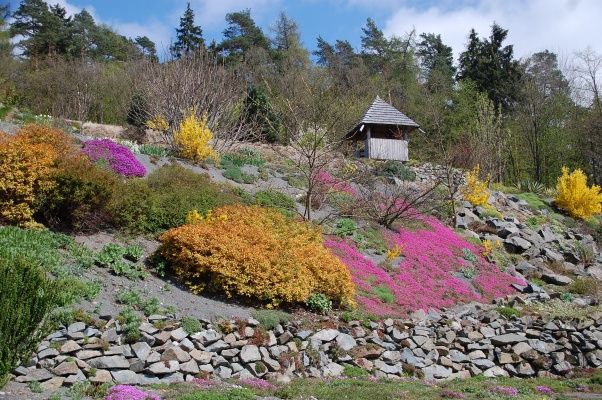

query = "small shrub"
(181, 316), (202, 334)
(555, 167), (602, 220)
(124, 244), (144, 261)
(334, 218), (357, 237)
(568, 277), (602, 296)
(372, 286), (395, 304)
(342, 365), (370, 378)
(158, 204), (355, 308)
(462, 164), (490, 206)
(221, 149), (265, 167)
(480, 204), (503, 219)
(117, 306), (142, 343)
(109, 163), (240, 234)
(111, 261), (149, 280)
(174, 109), (218, 163)
(250, 310), (292, 330)
(375, 161), (416, 182)
(306, 292), (332, 314)
(27, 380), (43, 393)
(462, 248), (479, 262)
(115, 287), (142, 306)
(254, 190), (296, 215)
(82, 138), (146, 177)
(222, 163), (256, 184)
(97, 243), (125, 265)
(459, 266), (477, 279)
(0, 254), (61, 387)
(139, 144), (168, 157)
(140, 297), (161, 316)
(495, 306), (520, 319)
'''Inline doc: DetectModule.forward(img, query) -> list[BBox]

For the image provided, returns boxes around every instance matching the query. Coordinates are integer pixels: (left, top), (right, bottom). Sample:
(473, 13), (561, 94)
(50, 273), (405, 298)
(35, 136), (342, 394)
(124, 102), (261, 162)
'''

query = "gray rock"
(323, 363), (345, 376)
(472, 358), (496, 369)
(111, 370), (138, 384)
(161, 346), (191, 362)
(423, 364), (452, 379)
(542, 248), (564, 262)
(137, 374), (162, 385)
(67, 322), (86, 333)
(131, 342), (152, 361)
(336, 333), (357, 351)
(216, 365), (232, 379)
(491, 333), (527, 346)
(180, 359), (200, 374)
(240, 345), (262, 363)
(371, 338), (396, 350)
(88, 355), (130, 369)
(504, 236), (532, 253)
(297, 330), (313, 340)
(541, 273), (573, 286)
(171, 327), (188, 342)
(37, 348), (59, 360)
(14, 368), (53, 383)
(53, 361), (79, 376)
(313, 329), (339, 342)
(449, 350), (469, 363)
(148, 360), (180, 375)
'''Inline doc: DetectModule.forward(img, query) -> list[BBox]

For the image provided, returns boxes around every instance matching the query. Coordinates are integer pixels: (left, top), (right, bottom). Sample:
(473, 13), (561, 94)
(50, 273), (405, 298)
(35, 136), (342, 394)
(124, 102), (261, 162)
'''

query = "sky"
(6, 0), (602, 64)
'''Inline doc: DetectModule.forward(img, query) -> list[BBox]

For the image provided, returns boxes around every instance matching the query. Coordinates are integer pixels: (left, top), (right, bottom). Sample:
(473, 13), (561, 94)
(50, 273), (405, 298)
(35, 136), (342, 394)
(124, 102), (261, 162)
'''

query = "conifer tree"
(171, 2), (204, 59)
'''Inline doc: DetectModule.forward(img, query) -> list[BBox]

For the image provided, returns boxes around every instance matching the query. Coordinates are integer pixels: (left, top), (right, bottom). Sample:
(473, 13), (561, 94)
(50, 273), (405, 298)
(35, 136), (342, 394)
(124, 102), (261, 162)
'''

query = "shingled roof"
(345, 96), (419, 139)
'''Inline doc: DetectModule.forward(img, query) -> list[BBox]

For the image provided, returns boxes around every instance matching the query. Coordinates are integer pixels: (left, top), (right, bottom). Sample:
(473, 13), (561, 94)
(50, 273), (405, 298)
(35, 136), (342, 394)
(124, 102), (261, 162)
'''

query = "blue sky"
(14, 0), (602, 63)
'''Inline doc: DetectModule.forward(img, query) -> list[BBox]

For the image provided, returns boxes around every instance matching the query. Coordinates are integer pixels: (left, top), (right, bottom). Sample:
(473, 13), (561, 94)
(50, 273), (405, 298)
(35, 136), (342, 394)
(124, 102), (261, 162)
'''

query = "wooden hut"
(345, 96), (421, 162)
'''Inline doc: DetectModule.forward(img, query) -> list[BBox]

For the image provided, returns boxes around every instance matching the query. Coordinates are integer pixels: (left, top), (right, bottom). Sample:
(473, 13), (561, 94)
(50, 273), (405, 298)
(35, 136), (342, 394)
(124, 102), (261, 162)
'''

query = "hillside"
(1, 121), (602, 399)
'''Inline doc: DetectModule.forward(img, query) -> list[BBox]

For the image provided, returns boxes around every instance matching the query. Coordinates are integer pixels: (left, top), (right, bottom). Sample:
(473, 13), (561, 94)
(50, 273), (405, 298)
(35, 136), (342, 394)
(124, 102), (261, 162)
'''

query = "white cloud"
(380, 0), (602, 62)
(187, 0), (283, 30)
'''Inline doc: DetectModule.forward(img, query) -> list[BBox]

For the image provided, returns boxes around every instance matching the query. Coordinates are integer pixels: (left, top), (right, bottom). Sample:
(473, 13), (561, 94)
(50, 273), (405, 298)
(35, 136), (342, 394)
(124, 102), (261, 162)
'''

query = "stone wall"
(12, 299), (602, 390)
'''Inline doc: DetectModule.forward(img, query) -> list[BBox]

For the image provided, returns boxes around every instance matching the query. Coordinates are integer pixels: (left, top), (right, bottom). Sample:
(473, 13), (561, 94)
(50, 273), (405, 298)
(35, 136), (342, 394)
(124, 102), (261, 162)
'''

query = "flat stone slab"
(491, 333), (528, 346)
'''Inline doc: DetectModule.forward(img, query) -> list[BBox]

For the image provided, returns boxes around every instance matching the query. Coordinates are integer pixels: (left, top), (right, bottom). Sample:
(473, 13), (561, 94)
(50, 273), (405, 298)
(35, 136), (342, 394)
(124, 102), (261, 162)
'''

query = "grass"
(159, 371), (601, 400)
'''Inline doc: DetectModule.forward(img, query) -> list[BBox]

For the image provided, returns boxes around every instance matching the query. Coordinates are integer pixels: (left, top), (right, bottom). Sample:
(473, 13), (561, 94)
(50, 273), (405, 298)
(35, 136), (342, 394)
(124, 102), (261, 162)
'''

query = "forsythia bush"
(174, 109), (218, 163)
(462, 164), (490, 206)
(0, 125), (70, 225)
(158, 204), (356, 308)
(555, 167), (602, 220)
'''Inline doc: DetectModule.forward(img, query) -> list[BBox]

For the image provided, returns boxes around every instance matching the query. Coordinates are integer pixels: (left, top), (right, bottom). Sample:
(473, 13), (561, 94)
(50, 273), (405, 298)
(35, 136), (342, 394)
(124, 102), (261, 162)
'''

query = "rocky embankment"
(11, 296), (602, 390)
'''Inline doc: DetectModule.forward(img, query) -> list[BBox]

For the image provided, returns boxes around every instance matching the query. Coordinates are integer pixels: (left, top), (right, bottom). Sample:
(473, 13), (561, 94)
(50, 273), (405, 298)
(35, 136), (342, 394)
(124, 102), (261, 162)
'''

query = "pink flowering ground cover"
(82, 138), (146, 177)
(327, 216), (525, 317)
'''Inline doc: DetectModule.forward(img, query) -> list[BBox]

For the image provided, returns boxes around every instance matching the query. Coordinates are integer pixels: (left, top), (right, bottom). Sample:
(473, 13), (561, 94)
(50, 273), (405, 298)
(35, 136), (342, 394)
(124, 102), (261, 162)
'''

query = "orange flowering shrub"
(0, 124), (96, 227)
(158, 204), (356, 308)
(0, 129), (59, 225)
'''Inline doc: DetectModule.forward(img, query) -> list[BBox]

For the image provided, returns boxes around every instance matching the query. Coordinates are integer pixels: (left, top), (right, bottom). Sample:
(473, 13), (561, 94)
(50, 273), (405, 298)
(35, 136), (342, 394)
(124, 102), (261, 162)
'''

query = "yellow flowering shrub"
(145, 115), (169, 132)
(462, 164), (490, 206)
(174, 109), (218, 163)
(386, 244), (405, 262)
(555, 167), (602, 220)
(158, 204), (356, 308)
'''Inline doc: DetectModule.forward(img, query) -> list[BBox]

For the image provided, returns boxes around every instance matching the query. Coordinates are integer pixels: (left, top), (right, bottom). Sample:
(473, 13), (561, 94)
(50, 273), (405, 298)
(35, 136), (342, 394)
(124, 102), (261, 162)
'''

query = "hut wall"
(366, 138), (408, 161)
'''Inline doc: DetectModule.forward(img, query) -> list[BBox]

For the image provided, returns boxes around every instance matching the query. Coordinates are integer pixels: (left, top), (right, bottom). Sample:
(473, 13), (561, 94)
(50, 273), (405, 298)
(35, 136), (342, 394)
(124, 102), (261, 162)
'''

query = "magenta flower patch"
(82, 138), (146, 177)
(327, 215), (525, 317)
(105, 385), (159, 400)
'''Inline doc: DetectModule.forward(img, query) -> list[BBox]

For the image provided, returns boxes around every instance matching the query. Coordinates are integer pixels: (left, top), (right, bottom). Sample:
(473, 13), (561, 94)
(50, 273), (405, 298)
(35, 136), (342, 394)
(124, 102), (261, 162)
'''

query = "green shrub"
(462, 248), (479, 262)
(181, 316), (202, 334)
(254, 190), (296, 215)
(306, 293), (332, 314)
(124, 244), (144, 261)
(139, 144), (168, 157)
(373, 286), (395, 304)
(568, 277), (602, 296)
(39, 154), (118, 231)
(495, 306), (521, 319)
(375, 161), (416, 182)
(342, 365), (370, 378)
(115, 287), (142, 306)
(222, 163), (256, 184)
(221, 149), (265, 167)
(251, 310), (292, 330)
(334, 218), (357, 237)
(110, 260), (149, 280)
(117, 306), (142, 343)
(109, 163), (240, 234)
(141, 297), (161, 316)
(0, 253), (61, 387)
(96, 243), (125, 265)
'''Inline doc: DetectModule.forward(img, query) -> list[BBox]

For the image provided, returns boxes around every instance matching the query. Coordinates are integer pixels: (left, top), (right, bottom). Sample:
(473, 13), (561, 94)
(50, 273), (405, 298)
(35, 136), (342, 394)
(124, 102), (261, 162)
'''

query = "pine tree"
(171, 2), (204, 59)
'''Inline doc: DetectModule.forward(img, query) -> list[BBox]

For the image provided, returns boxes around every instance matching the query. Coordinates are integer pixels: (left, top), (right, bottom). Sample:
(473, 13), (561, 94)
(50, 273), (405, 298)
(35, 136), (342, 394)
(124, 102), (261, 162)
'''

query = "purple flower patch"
(82, 138), (146, 178)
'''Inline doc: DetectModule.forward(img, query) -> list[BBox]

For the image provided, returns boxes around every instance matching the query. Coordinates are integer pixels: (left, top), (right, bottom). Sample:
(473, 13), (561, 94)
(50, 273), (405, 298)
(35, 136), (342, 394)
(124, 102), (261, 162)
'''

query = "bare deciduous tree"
(135, 52), (256, 152)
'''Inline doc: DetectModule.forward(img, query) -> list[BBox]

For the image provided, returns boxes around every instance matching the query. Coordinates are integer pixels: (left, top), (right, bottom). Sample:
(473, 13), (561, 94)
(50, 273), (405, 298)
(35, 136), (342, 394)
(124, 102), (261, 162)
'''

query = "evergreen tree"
(270, 12), (309, 74)
(68, 9), (96, 61)
(171, 2), (204, 59)
(245, 84), (281, 143)
(10, 0), (70, 68)
(135, 35), (157, 61)
(218, 8), (269, 65)
(457, 23), (521, 110)
(417, 33), (456, 89)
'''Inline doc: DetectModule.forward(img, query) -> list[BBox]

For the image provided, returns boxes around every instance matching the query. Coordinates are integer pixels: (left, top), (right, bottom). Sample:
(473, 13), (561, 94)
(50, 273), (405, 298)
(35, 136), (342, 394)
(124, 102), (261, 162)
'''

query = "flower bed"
(82, 138), (146, 177)
(327, 216), (525, 317)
